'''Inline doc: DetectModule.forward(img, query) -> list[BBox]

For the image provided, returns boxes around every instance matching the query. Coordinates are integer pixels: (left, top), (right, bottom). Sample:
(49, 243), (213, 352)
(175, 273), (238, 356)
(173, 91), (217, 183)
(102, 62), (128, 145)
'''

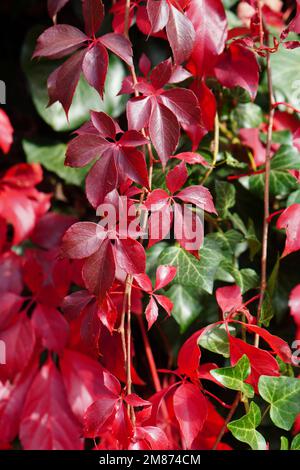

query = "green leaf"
(167, 284), (201, 332)
(228, 402), (267, 450)
(271, 44), (300, 110)
(230, 267), (259, 294)
(249, 145), (300, 197)
(258, 375), (300, 430)
(210, 355), (255, 398)
(23, 139), (90, 186)
(287, 189), (300, 206)
(21, 27), (126, 132)
(230, 103), (263, 130)
(246, 218), (261, 260)
(280, 436), (289, 450)
(198, 324), (236, 358)
(207, 230), (244, 256)
(215, 181), (236, 218)
(291, 434), (300, 450)
(159, 239), (223, 294)
(260, 257), (280, 327)
(146, 242), (169, 281)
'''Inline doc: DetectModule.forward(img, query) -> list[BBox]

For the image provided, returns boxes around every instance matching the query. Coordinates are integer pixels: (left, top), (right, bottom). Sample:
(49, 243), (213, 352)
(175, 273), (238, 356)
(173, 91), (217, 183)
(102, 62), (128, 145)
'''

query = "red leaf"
(154, 265), (177, 290)
(82, 0), (104, 36)
(173, 151), (209, 166)
(99, 33), (133, 66)
(229, 335), (280, 392)
(239, 127), (266, 167)
(119, 130), (148, 147)
(31, 304), (69, 353)
(60, 349), (114, 421)
(20, 360), (82, 450)
(131, 426), (169, 450)
(65, 134), (109, 167)
(97, 296), (118, 333)
(33, 25), (88, 59)
(126, 96), (152, 131)
(176, 185), (217, 214)
(166, 5), (195, 65)
(83, 393), (119, 438)
(0, 252), (23, 294)
(160, 88), (200, 128)
(145, 188), (169, 210)
(48, 48), (86, 117)
(82, 238), (116, 301)
(189, 79), (216, 148)
(154, 294), (173, 315)
(115, 238), (146, 274)
(173, 203), (203, 254)
(82, 42), (109, 98)
(0, 292), (23, 330)
(214, 42), (259, 100)
(276, 204), (300, 257)
(149, 102), (180, 166)
(150, 58), (173, 90)
(289, 284), (300, 336)
(166, 162), (188, 194)
(145, 296), (159, 329)
(0, 360), (37, 443)
(61, 222), (105, 259)
(147, 0), (169, 33)
(31, 212), (77, 250)
(148, 203), (173, 247)
(139, 53), (151, 77)
(117, 147), (149, 189)
(86, 153), (118, 208)
(186, 0), (227, 77)
(48, 0), (70, 18)
(134, 273), (153, 293)
(125, 394), (151, 407)
(173, 383), (208, 449)
(0, 315), (36, 382)
(177, 329), (202, 378)
(216, 285), (243, 314)
(91, 111), (118, 139)
(243, 323), (292, 363)
(0, 109), (13, 154)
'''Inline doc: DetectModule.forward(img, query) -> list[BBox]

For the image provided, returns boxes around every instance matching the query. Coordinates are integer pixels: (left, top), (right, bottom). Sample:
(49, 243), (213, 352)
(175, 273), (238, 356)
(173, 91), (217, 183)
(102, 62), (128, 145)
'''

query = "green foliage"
(159, 239), (223, 294)
(215, 180), (236, 218)
(23, 139), (90, 186)
(167, 284), (201, 332)
(228, 402), (267, 450)
(210, 355), (255, 398)
(198, 324), (236, 358)
(258, 376), (300, 431)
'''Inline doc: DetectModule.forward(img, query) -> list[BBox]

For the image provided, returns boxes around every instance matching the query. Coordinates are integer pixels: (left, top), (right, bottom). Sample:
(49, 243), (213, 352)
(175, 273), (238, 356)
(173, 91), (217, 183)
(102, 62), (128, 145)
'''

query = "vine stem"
(255, 16), (275, 347)
(212, 392), (241, 450)
(120, 0), (158, 422)
(201, 113), (219, 185)
(138, 315), (162, 392)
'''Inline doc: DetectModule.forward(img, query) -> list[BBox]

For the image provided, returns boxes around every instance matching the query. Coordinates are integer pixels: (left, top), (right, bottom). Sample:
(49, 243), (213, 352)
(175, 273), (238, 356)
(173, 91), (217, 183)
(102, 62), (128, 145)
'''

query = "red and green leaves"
(33, 0), (133, 116)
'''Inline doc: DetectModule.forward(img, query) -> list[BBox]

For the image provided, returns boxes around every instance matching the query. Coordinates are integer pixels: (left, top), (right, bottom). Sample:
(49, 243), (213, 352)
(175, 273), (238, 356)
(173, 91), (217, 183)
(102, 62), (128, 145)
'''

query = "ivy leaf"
(258, 375), (300, 431)
(271, 45), (300, 110)
(159, 239), (222, 294)
(23, 140), (89, 186)
(260, 257), (280, 327)
(167, 284), (201, 332)
(249, 145), (300, 197)
(210, 355), (255, 398)
(215, 181), (236, 218)
(228, 402), (267, 450)
(199, 324), (236, 358)
(291, 434), (300, 450)
(280, 436), (289, 450)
